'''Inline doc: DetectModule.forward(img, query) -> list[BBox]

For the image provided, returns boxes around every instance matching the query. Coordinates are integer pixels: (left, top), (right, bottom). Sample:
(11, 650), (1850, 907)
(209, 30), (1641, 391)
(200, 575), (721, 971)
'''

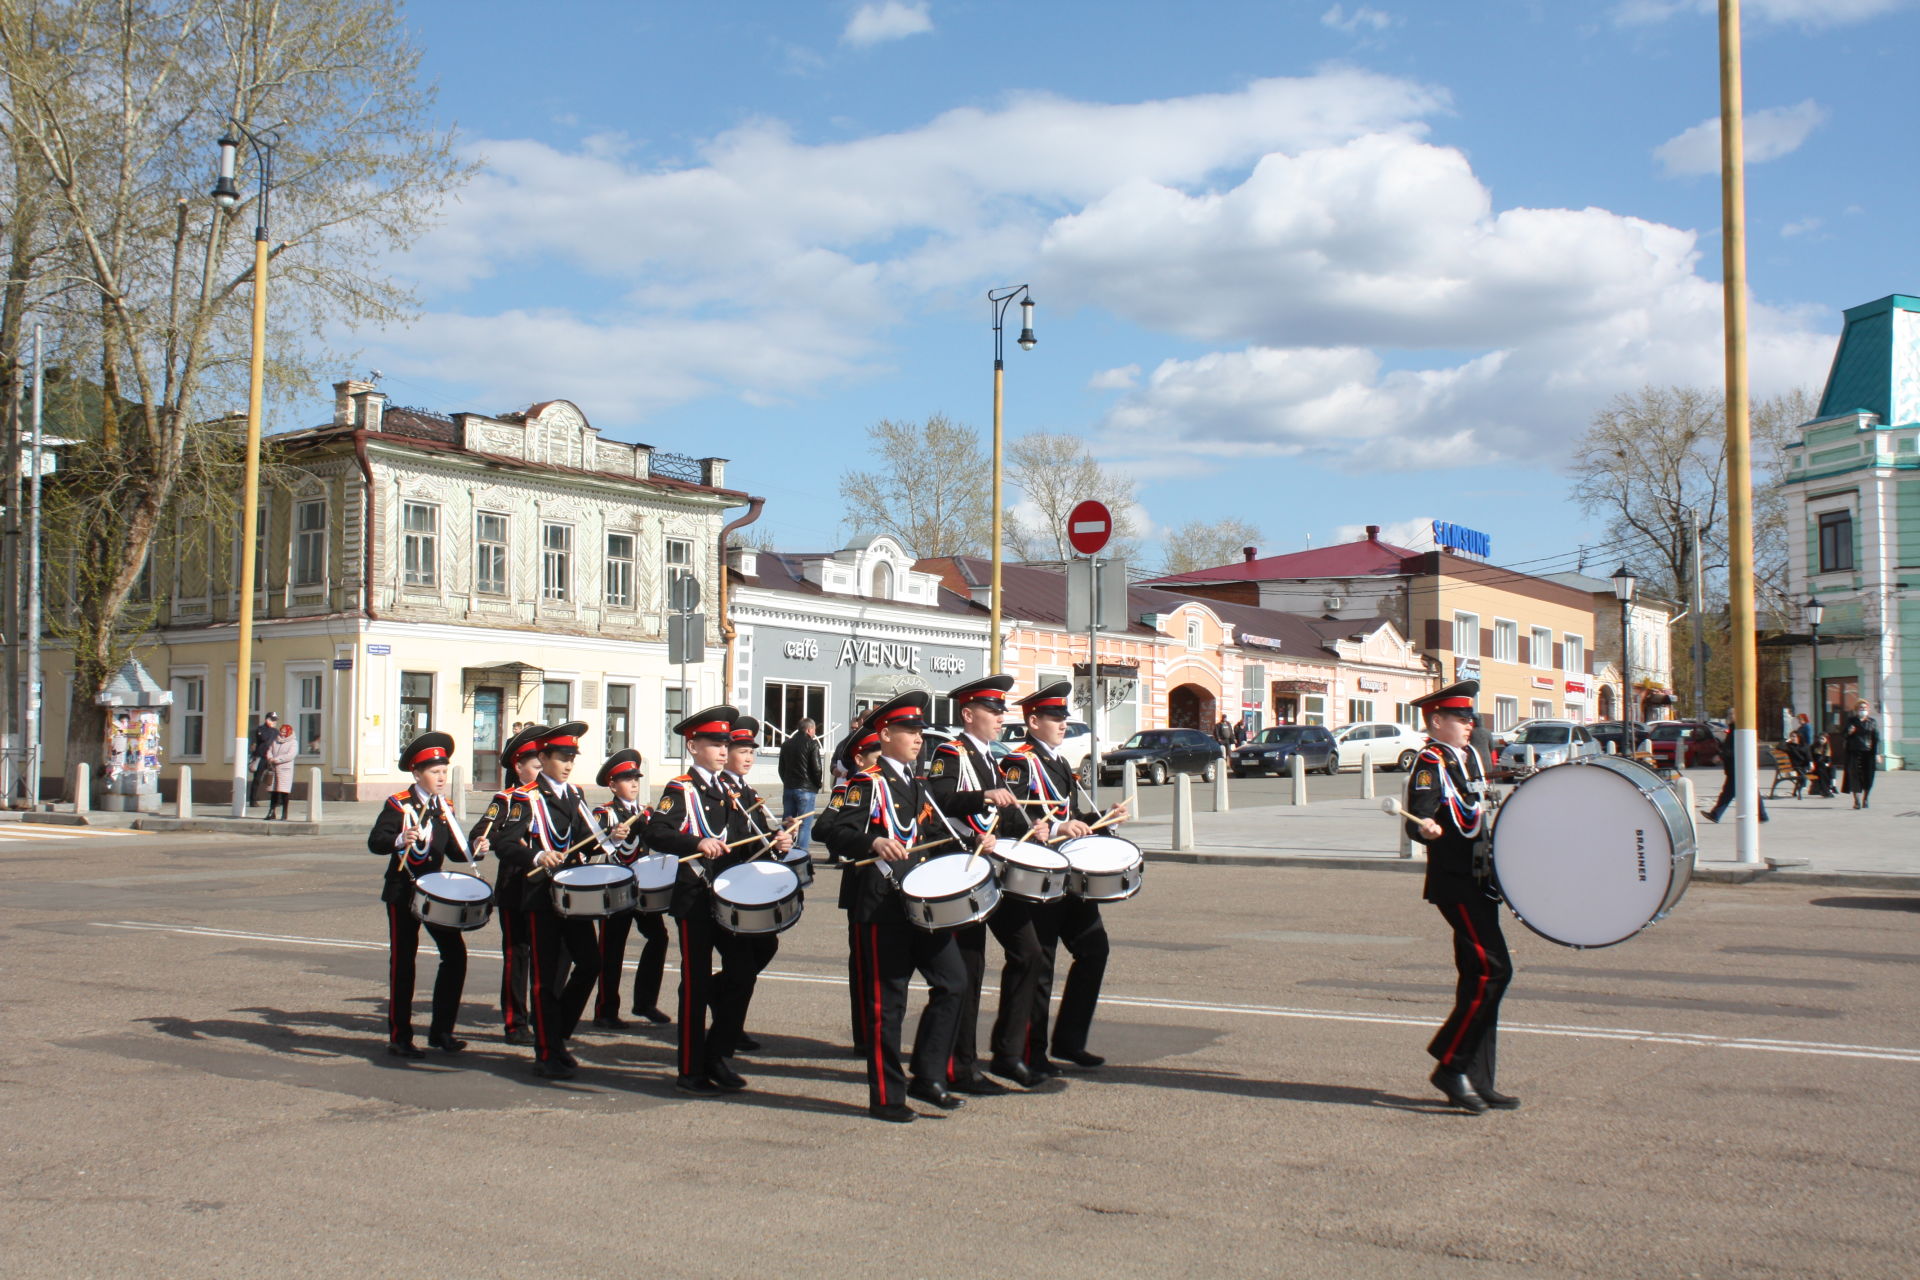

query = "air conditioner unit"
(1323, 597), (1344, 611)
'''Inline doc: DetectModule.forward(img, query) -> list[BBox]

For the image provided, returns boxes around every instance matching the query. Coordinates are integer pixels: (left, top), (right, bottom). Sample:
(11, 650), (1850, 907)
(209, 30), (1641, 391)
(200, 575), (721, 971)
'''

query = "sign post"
(1069, 501), (1113, 805)
(668, 574), (704, 767)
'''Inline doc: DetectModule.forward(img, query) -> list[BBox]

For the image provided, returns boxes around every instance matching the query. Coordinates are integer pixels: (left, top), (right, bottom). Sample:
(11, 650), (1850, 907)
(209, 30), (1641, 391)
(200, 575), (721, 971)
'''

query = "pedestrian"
(264, 723), (298, 820)
(1232, 718), (1248, 746)
(1785, 712), (1814, 786)
(777, 717), (824, 855)
(1844, 699), (1880, 810)
(1213, 715), (1233, 747)
(248, 711), (279, 806)
(1700, 718), (1769, 825)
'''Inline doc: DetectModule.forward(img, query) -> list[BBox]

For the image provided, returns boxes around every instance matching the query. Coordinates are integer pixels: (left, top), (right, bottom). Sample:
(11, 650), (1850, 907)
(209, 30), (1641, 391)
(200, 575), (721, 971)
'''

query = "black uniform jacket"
(590, 796), (652, 865)
(997, 742), (1099, 842)
(645, 768), (759, 917)
(923, 733), (1005, 839)
(368, 787), (475, 906)
(1404, 739), (1490, 905)
(490, 774), (594, 913)
(819, 757), (989, 925)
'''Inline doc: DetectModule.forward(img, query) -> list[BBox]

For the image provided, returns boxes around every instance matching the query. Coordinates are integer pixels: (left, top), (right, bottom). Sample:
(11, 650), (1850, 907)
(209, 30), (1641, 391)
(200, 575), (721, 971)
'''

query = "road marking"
(92, 920), (1920, 1065)
(0, 825), (151, 841)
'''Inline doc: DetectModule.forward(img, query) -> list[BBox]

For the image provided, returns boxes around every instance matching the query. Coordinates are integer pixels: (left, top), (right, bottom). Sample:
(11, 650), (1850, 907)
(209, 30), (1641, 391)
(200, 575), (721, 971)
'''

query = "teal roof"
(1816, 294), (1920, 425)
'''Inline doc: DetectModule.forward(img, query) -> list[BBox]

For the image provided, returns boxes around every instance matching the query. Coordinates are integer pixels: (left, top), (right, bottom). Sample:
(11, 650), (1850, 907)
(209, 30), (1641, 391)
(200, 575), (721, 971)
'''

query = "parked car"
(1099, 728), (1224, 786)
(999, 720), (1094, 779)
(1587, 720), (1649, 755)
(1492, 720), (1601, 779)
(1231, 725), (1340, 777)
(1646, 720), (1720, 768)
(1332, 722), (1427, 772)
(1491, 718), (1547, 756)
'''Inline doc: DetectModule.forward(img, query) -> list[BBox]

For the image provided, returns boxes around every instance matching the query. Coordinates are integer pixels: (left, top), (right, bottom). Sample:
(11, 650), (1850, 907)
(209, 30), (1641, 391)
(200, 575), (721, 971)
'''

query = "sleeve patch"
(1415, 769), (1434, 787)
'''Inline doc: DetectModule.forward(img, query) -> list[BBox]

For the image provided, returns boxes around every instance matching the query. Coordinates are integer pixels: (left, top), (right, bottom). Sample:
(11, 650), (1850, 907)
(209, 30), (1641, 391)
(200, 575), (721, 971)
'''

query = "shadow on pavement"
(1807, 895), (1920, 913)
(1099, 1063), (1449, 1114)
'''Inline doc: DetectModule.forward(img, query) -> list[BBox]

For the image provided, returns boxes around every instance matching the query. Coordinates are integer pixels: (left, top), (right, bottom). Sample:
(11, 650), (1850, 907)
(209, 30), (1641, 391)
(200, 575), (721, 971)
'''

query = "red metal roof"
(1140, 536), (1419, 584)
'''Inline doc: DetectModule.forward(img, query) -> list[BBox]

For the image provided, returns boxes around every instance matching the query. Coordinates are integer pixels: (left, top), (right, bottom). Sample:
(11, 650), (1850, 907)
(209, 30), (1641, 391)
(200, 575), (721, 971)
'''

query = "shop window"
(399, 672), (433, 742)
(1302, 694), (1327, 726)
(1817, 510), (1854, 573)
(173, 676), (205, 758)
(542, 680), (571, 725)
(294, 673), (324, 757)
(762, 681), (827, 742)
(605, 683), (633, 753)
(476, 512), (509, 596)
(1394, 701), (1415, 726)
(1347, 698), (1374, 724)
(663, 685), (687, 758)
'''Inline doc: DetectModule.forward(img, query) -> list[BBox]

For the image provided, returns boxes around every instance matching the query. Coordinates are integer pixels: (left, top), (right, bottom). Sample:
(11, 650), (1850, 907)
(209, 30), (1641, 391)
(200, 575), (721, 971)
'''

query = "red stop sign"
(1067, 499), (1112, 556)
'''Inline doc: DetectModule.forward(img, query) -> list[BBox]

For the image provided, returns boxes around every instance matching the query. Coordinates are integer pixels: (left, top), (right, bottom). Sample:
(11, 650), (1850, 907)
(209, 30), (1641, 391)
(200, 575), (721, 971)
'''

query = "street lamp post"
(1805, 595), (1825, 732)
(214, 123), (278, 816)
(987, 285), (1035, 676)
(1612, 565), (1637, 751)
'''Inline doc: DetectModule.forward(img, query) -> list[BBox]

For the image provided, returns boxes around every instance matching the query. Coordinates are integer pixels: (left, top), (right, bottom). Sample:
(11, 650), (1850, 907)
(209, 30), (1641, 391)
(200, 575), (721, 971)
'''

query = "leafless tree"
(1004, 432), (1141, 564)
(838, 413), (993, 558)
(1158, 516), (1265, 576)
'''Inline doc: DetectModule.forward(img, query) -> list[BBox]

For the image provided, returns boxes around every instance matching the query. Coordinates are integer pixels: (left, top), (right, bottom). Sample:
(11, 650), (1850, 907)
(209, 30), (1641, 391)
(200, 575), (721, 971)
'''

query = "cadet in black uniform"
(368, 732), (481, 1058)
(821, 690), (997, 1123)
(719, 715), (787, 1054)
(645, 707), (791, 1097)
(921, 675), (1017, 1097)
(1004, 681), (1112, 1073)
(1403, 680), (1518, 1114)
(488, 722), (604, 1080)
(589, 748), (669, 1029)
(817, 720), (882, 1054)
(470, 724), (546, 1046)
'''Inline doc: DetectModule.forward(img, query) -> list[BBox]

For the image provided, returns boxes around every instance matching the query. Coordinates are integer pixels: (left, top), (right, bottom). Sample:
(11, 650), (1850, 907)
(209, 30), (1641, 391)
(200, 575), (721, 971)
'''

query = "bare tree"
(838, 413), (992, 558)
(1158, 517), (1264, 576)
(1004, 432), (1141, 564)
(1, 0), (470, 791)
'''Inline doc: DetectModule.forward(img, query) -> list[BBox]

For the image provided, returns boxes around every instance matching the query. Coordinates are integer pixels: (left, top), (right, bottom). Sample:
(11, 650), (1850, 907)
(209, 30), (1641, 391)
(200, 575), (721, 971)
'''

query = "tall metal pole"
(1719, 0), (1760, 863)
(1620, 594), (1632, 746)
(1086, 552), (1101, 806)
(3, 344), (21, 805)
(1809, 619), (1821, 732)
(228, 160), (271, 816)
(1688, 506), (1707, 720)
(990, 359), (1004, 675)
(25, 325), (44, 808)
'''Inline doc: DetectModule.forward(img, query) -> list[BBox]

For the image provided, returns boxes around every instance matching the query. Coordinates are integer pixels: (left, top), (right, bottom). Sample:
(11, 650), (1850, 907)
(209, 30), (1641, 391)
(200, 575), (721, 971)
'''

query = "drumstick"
(965, 811), (1000, 875)
(1037, 802), (1133, 846)
(852, 831), (959, 868)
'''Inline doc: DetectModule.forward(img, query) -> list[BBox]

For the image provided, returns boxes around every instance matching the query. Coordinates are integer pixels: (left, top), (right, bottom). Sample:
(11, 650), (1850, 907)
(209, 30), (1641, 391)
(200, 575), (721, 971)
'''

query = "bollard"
(1679, 776), (1697, 836)
(74, 762), (91, 813)
(451, 765), (467, 822)
(1213, 758), (1229, 812)
(1605, 739), (1617, 754)
(1290, 751), (1306, 806)
(1525, 744), (1536, 771)
(306, 767), (324, 823)
(1122, 763), (1138, 817)
(177, 766), (193, 819)
(1171, 772), (1196, 851)
(1361, 749), (1375, 800)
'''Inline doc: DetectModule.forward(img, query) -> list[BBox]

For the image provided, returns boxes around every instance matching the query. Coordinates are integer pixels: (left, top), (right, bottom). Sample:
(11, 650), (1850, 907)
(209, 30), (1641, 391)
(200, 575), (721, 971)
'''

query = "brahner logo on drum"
(1635, 828), (1647, 883)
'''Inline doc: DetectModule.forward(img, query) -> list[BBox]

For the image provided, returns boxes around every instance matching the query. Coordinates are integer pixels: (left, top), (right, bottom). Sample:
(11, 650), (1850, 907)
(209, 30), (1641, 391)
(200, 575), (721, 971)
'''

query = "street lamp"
(1805, 595), (1825, 731)
(213, 121), (279, 816)
(1612, 565), (1637, 749)
(987, 284), (1035, 674)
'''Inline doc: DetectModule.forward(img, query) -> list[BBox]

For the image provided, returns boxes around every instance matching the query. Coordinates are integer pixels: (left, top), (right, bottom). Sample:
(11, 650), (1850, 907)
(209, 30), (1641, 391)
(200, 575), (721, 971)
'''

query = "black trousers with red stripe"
(385, 903), (467, 1045)
(1030, 897), (1109, 1059)
(528, 911), (601, 1062)
(986, 899), (1050, 1066)
(852, 920), (966, 1110)
(675, 911), (777, 1075)
(846, 919), (869, 1052)
(594, 909), (669, 1019)
(1428, 897), (1511, 1084)
(497, 907), (532, 1035)
(948, 921), (988, 1079)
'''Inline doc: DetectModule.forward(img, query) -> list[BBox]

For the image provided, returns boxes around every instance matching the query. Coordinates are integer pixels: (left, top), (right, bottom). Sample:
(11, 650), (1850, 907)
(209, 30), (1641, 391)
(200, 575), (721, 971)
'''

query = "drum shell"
(780, 851), (815, 888)
(631, 854), (677, 914)
(710, 863), (804, 935)
(410, 872), (495, 932)
(990, 847), (1068, 902)
(550, 866), (639, 918)
(1059, 835), (1145, 903)
(898, 854), (1001, 931)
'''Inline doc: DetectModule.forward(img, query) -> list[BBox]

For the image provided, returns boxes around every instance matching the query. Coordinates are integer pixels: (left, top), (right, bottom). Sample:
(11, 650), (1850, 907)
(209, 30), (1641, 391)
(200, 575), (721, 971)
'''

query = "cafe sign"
(836, 638), (967, 676)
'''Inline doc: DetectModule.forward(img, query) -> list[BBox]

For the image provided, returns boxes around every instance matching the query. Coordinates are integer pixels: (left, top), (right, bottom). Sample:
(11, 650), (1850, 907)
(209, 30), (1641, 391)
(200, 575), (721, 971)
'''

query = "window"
(1395, 701), (1415, 726)
(294, 499), (327, 587)
(399, 672), (433, 742)
(870, 560), (894, 599)
(605, 532), (636, 609)
(1494, 696), (1519, 731)
(1817, 510), (1854, 573)
(173, 676), (205, 757)
(294, 672), (324, 758)
(542, 523), (573, 602)
(476, 512), (509, 596)
(1492, 619), (1518, 663)
(663, 684), (687, 758)
(1301, 694), (1327, 726)
(1185, 618), (1203, 650)
(1452, 611), (1479, 657)
(402, 502), (439, 587)
(233, 505), (266, 594)
(763, 681), (828, 742)
(665, 537), (694, 607)
(605, 683), (633, 753)
(1531, 699), (1553, 720)
(542, 680), (571, 724)
(1530, 626), (1552, 668)
(1347, 698), (1375, 724)
(1563, 634), (1584, 674)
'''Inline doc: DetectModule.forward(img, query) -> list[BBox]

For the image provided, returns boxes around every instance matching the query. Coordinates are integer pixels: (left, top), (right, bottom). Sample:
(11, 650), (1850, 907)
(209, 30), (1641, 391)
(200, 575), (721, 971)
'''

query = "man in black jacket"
(248, 711), (280, 806)
(777, 717), (824, 856)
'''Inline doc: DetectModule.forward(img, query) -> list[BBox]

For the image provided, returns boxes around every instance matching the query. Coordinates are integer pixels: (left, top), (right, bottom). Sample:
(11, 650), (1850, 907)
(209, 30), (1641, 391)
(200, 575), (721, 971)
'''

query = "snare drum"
(411, 870), (495, 931)
(710, 861), (804, 934)
(551, 864), (639, 918)
(779, 847), (815, 888)
(1059, 835), (1144, 902)
(898, 853), (1000, 931)
(1490, 755), (1693, 949)
(631, 853), (677, 914)
(991, 841), (1069, 902)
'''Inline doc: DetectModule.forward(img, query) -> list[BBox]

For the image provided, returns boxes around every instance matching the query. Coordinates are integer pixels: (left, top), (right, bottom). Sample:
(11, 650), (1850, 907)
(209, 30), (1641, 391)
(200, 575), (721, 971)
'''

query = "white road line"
(93, 919), (1920, 1066)
(1, 826), (148, 840)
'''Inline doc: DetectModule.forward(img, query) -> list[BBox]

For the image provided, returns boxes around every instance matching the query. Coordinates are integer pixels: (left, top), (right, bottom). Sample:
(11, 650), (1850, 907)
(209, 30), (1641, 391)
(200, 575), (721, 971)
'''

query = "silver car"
(1494, 720), (1600, 778)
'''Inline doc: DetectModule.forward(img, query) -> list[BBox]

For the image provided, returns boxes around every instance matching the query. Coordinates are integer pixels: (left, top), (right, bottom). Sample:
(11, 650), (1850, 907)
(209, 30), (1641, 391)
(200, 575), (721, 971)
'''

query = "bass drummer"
(368, 732), (480, 1059)
(1404, 680), (1518, 1115)
(589, 748), (670, 1030)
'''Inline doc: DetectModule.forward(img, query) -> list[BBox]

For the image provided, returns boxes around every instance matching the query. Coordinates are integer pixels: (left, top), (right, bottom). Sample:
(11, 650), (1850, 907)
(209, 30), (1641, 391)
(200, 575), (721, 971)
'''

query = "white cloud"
(1614, 0), (1914, 25)
(1653, 100), (1828, 177)
(1321, 4), (1393, 33)
(1781, 216), (1824, 238)
(1333, 517), (1436, 549)
(842, 1), (934, 47)
(1088, 364), (1141, 391)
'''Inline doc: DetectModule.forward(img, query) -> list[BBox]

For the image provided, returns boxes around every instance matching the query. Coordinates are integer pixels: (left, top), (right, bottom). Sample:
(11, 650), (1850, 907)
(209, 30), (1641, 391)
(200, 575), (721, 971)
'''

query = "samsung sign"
(1432, 520), (1491, 559)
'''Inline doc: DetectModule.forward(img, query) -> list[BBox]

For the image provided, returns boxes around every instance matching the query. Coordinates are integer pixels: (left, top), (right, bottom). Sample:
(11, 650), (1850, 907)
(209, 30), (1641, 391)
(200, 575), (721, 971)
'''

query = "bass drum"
(1490, 755), (1693, 949)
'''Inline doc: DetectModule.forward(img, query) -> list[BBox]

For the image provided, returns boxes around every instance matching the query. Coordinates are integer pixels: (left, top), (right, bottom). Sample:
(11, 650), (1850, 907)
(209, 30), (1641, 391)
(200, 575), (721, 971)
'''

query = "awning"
(1271, 679), (1328, 694)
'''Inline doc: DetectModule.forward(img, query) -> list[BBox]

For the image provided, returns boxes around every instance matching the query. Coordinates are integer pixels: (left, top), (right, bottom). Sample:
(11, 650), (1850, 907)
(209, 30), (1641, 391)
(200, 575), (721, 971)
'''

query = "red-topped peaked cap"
(596, 748), (644, 788)
(540, 721), (589, 754)
(728, 714), (762, 747)
(866, 690), (931, 733)
(501, 725), (549, 767)
(1016, 679), (1073, 719)
(674, 705), (739, 743)
(399, 731), (455, 772)
(1410, 680), (1479, 717)
(947, 674), (1015, 714)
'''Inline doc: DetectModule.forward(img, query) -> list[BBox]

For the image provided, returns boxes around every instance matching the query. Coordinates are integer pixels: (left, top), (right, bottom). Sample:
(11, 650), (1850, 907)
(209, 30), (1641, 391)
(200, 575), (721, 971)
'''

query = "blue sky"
(333, 0), (1919, 570)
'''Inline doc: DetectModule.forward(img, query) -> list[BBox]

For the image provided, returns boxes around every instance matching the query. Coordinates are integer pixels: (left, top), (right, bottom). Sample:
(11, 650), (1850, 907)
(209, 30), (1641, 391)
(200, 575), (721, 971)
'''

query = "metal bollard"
(306, 767), (323, 823)
(1361, 749), (1375, 800)
(177, 766), (193, 819)
(1171, 772), (1196, 851)
(1290, 752), (1306, 806)
(1122, 762), (1138, 816)
(451, 765), (466, 822)
(1525, 744), (1536, 771)
(1213, 758), (1229, 812)
(74, 762), (91, 813)
(1679, 776), (1697, 835)
(1605, 739), (1617, 755)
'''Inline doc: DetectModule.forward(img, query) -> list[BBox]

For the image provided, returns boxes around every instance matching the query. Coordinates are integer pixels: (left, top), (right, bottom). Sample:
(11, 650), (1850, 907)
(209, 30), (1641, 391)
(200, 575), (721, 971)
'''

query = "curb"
(132, 817), (359, 837)
(1145, 850), (1423, 874)
(23, 812), (95, 827)
(1140, 848), (1920, 890)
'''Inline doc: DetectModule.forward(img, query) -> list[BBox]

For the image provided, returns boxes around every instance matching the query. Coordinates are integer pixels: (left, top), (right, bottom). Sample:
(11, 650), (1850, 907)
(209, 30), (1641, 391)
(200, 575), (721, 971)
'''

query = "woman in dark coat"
(1844, 700), (1880, 810)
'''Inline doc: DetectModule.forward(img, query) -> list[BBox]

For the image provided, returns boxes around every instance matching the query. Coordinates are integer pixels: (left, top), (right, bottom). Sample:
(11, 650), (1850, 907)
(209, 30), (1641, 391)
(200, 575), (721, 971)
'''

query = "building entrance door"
(472, 687), (503, 791)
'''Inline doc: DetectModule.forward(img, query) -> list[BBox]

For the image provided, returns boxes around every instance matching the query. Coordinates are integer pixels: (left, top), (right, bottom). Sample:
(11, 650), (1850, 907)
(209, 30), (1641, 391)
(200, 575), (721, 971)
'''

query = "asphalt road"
(4, 830), (1918, 1278)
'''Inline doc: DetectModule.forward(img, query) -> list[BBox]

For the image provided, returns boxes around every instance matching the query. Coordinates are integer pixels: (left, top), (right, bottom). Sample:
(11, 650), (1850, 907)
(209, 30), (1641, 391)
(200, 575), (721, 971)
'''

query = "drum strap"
(673, 777), (722, 840)
(871, 768), (920, 845)
(955, 737), (1000, 833)
(1018, 743), (1071, 819)
(523, 787), (562, 855)
(1432, 744), (1485, 838)
(437, 798), (472, 862)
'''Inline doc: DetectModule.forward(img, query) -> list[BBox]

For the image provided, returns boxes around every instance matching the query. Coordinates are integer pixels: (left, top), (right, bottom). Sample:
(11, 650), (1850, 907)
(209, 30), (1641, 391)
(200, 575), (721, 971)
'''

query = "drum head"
(632, 853), (678, 890)
(998, 842), (1069, 871)
(554, 864), (633, 889)
(416, 871), (490, 902)
(779, 848), (811, 866)
(1493, 758), (1683, 948)
(1060, 835), (1141, 874)
(712, 861), (800, 905)
(902, 853), (992, 897)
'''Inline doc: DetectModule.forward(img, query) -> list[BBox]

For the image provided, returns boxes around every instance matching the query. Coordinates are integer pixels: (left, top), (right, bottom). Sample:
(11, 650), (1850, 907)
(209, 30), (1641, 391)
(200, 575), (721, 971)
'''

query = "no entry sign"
(1068, 499), (1113, 556)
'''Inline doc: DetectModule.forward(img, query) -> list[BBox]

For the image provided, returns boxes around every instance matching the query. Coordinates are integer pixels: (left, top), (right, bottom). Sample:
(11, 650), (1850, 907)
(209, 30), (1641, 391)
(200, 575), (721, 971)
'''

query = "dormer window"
(871, 560), (894, 599)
